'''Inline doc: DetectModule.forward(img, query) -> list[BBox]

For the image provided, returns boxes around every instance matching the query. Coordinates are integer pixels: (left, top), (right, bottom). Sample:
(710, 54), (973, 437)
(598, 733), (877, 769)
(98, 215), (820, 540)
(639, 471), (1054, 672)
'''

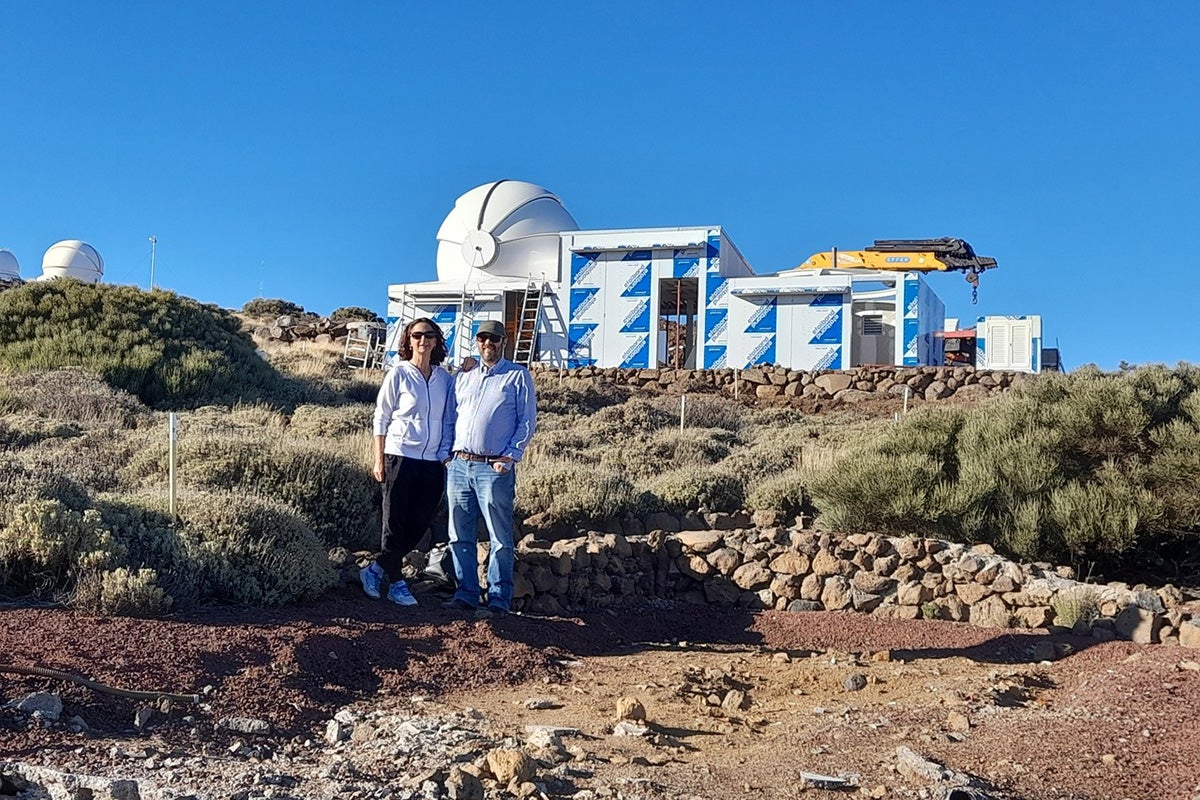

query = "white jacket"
(372, 362), (455, 461)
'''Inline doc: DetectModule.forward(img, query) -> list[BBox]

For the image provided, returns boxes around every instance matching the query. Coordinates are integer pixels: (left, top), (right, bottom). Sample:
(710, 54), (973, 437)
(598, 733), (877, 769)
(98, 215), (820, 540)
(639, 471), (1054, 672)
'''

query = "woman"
(360, 317), (455, 606)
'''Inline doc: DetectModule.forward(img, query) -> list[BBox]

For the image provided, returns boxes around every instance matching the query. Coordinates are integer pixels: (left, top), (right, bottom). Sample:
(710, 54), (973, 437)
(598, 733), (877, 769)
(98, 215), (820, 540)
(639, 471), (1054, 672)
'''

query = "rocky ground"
(2, 581), (1199, 800)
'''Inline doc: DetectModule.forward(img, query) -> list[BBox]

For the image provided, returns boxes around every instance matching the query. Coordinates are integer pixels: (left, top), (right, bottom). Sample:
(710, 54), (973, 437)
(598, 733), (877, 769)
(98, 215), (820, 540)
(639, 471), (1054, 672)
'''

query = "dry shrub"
(0, 499), (117, 597)
(665, 393), (746, 433)
(289, 403), (374, 439)
(73, 567), (173, 617)
(516, 459), (642, 523)
(532, 376), (630, 417)
(124, 435), (379, 551)
(0, 368), (148, 427)
(1052, 587), (1101, 628)
(643, 466), (744, 514)
(599, 428), (738, 479)
(179, 490), (337, 606)
(747, 469), (812, 519)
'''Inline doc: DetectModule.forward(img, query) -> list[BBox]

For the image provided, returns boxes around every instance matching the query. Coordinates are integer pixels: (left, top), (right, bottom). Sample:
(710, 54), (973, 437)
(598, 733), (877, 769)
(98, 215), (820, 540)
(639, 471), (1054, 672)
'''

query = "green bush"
(811, 365), (1200, 572)
(178, 490), (337, 606)
(0, 282), (296, 409)
(242, 298), (307, 318)
(329, 306), (381, 323)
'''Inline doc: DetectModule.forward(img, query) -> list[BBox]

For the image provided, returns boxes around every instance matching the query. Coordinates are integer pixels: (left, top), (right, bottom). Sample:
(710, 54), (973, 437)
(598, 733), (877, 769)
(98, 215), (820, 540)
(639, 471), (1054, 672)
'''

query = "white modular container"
(976, 315), (1042, 373)
(725, 275), (853, 370)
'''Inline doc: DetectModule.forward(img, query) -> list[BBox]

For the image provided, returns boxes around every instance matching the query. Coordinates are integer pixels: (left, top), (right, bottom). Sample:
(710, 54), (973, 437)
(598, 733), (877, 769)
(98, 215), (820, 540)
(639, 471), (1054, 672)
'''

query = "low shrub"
(241, 298), (307, 318)
(179, 490), (337, 606)
(329, 306), (381, 323)
(288, 404), (373, 439)
(516, 460), (643, 523)
(811, 365), (1200, 573)
(0, 499), (118, 597)
(533, 377), (631, 417)
(128, 436), (379, 551)
(73, 567), (173, 617)
(1051, 586), (1101, 629)
(643, 467), (744, 514)
(747, 469), (812, 520)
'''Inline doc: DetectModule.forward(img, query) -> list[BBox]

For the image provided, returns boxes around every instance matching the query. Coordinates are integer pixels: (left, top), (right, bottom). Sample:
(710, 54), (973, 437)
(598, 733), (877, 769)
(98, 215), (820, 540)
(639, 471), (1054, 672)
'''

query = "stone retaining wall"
(480, 526), (1199, 648)
(530, 363), (1028, 404)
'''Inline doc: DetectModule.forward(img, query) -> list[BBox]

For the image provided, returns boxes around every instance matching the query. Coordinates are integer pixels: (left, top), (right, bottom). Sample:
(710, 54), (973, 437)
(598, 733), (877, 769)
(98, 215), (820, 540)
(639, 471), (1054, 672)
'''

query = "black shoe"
(442, 598), (474, 612)
(475, 605), (509, 620)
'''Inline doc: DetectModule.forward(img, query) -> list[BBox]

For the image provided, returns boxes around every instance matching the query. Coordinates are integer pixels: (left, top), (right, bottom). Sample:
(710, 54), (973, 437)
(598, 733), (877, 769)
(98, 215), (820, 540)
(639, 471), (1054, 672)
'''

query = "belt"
(456, 451), (502, 463)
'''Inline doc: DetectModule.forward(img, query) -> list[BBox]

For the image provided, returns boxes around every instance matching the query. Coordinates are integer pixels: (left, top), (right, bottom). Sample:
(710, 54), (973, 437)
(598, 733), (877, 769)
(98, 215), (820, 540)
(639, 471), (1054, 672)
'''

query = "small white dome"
(436, 180), (578, 284)
(0, 249), (19, 281)
(41, 240), (103, 283)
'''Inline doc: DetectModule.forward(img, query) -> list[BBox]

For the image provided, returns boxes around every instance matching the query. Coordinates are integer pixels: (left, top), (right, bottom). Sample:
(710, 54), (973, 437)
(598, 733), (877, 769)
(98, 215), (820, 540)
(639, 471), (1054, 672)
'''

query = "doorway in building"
(658, 278), (699, 368)
(850, 300), (896, 366)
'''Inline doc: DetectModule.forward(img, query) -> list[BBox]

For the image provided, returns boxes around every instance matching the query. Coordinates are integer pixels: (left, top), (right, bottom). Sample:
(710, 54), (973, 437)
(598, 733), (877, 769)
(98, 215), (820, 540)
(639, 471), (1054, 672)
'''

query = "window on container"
(862, 315), (884, 336)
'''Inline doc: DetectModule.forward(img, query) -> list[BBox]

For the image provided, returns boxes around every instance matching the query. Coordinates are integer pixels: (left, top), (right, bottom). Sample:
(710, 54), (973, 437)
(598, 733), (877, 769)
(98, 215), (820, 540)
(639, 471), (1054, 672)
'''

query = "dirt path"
(2, 584), (1199, 799)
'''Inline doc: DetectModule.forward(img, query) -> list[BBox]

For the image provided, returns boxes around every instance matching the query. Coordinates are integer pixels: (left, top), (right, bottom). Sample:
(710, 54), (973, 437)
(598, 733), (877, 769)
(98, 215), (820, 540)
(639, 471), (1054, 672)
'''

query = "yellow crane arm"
(796, 238), (998, 275)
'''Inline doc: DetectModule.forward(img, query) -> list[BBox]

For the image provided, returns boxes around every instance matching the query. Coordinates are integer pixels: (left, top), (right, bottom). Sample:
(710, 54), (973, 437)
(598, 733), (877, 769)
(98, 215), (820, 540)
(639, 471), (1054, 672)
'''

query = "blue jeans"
(447, 457), (517, 610)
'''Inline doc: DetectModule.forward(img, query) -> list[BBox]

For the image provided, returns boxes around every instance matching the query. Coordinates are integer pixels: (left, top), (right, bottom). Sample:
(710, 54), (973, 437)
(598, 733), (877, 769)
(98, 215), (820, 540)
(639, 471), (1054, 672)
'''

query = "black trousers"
(378, 455), (446, 580)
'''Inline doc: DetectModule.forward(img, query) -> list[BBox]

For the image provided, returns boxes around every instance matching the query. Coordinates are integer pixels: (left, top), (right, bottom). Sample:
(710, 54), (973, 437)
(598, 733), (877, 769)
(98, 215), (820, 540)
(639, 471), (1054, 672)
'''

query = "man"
(443, 319), (537, 618)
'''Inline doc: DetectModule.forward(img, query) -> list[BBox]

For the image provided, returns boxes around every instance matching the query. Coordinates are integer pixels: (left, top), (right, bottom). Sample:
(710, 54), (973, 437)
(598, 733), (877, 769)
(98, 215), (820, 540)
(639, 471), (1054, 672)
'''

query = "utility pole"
(148, 235), (158, 289)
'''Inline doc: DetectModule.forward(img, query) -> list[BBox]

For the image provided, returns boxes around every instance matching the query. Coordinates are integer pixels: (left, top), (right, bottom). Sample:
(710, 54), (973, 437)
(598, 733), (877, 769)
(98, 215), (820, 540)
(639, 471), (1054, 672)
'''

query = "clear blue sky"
(3, 2), (1197, 369)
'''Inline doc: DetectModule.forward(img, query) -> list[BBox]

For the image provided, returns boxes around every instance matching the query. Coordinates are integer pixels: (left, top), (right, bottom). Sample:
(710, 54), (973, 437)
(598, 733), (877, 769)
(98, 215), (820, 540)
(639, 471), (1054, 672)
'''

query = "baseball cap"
(476, 320), (505, 338)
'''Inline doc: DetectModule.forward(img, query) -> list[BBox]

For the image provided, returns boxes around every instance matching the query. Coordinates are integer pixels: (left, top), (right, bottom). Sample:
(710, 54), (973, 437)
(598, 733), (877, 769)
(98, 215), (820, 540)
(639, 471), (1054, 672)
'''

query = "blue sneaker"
(359, 562), (384, 599)
(387, 579), (418, 607)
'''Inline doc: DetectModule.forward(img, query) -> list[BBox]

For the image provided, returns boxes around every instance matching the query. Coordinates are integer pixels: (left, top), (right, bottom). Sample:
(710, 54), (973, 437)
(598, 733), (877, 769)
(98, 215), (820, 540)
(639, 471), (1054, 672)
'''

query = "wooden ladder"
(512, 280), (543, 366)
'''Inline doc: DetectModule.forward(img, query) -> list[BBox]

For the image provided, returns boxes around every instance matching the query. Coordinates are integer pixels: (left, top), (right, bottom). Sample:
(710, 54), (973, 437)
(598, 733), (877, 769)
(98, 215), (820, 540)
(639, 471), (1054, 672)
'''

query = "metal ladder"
(453, 291), (478, 365)
(512, 279), (544, 366)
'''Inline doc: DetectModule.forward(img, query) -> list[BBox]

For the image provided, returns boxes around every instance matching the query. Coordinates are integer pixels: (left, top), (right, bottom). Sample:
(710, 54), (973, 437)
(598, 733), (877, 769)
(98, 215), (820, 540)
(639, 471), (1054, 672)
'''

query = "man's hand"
(373, 456), (385, 483)
(492, 456), (513, 474)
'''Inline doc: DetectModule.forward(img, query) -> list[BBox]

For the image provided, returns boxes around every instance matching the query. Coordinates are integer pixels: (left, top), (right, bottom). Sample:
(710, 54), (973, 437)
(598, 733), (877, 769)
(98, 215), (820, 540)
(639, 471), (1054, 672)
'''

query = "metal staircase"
(512, 280), (544, 366)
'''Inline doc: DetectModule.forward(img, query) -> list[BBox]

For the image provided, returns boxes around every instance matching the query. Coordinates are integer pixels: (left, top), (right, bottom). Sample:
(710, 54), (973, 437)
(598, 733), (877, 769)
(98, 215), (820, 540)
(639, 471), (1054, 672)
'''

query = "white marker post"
(168, 412), (178, 520)
(680, 394), (687, 433)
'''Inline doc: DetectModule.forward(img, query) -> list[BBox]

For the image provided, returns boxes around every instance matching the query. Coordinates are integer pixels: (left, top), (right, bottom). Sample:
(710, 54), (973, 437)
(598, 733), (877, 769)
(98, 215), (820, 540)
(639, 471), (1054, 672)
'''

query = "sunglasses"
(476, 333), (503, 343)
(410, 330), (438, 340)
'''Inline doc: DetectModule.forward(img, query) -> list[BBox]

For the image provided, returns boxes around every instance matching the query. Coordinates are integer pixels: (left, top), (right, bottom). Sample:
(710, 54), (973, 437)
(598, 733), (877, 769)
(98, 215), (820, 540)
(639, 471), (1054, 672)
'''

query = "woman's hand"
(373, 455), (386, 483)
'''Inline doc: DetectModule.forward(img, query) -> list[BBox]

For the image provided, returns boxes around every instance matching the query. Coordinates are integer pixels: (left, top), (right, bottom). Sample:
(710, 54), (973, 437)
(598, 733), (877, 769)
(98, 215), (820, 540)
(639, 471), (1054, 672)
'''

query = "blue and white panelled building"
(385, 181), (951, 372)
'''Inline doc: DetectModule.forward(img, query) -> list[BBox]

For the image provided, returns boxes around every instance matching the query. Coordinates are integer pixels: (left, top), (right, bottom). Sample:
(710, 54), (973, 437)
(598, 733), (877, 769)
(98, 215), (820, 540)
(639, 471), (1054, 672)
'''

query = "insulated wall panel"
(603, 250), (653, 369)
(899, 273), (946, 367)
(567, 252), (603, 366)
(789, 293), (848, 371)
(703, 233), (729, 368)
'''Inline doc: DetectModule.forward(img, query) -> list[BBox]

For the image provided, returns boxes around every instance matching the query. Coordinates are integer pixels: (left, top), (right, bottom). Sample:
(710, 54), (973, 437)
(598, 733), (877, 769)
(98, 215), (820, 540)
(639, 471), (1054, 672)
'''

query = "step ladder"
(343, 325), (386, 369)
(512, 280), (544, 366)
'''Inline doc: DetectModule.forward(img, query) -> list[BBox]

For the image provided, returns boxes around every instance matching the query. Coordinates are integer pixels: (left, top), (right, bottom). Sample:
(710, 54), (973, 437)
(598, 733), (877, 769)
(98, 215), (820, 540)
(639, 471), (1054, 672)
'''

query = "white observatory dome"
(435, 180), (579, 284)
(0, 249), (20, 281)
(40, 240), (104, 283)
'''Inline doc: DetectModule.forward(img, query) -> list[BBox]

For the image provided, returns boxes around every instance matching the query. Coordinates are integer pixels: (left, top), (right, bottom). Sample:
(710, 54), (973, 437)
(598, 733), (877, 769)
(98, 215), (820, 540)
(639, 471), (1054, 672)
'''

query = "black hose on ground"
(0, 663), (201, 704)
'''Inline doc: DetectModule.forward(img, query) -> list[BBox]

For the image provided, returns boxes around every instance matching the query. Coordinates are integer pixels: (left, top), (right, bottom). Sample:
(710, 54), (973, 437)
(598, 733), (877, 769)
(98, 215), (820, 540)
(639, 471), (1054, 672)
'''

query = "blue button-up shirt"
(451, 358), (537, 462)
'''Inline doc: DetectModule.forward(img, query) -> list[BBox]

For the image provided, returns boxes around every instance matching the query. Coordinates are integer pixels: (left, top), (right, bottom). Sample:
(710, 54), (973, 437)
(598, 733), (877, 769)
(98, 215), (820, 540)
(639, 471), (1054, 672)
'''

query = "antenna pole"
(148, 235), (157, 289)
